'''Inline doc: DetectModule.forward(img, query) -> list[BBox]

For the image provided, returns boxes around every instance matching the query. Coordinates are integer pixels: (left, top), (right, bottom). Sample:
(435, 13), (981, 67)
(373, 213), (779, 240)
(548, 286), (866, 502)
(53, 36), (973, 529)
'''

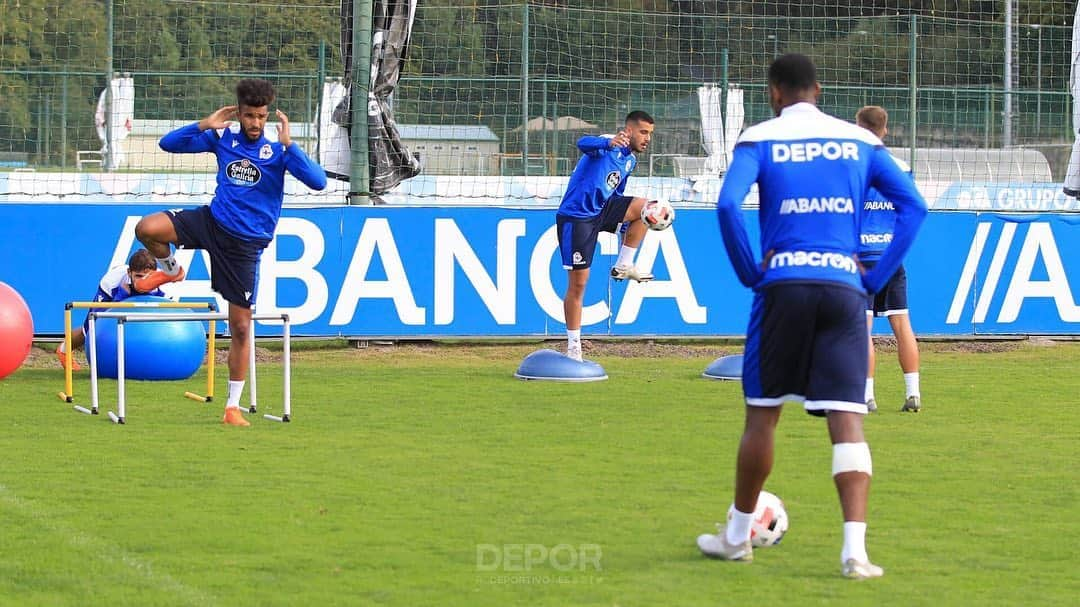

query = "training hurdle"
(58, 300), (217, 405)
(79, 310), (292, 425)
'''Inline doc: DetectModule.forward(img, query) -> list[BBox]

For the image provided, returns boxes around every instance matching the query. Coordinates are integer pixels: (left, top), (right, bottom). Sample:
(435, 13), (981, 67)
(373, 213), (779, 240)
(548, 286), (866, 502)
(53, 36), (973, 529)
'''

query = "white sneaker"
(696, 525), (753, 561)
(842, 558), (884, 579)
(610, 264), (654, 282)
(566, 344), (583, 362)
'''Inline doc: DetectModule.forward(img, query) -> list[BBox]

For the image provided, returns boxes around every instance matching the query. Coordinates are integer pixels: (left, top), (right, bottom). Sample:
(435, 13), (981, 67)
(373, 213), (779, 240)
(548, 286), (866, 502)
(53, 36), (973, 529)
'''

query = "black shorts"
(741, 281), (869, 416)
(863, 262), (909, 316)
(556, 195), (634, 270)
(167, 206), (268, 308)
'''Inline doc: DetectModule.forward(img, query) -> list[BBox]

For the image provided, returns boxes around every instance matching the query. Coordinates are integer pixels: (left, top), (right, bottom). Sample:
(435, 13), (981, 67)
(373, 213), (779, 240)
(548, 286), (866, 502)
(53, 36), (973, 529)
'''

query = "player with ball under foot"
(556, 110), (671, 362)
(695, 54), (926, 579)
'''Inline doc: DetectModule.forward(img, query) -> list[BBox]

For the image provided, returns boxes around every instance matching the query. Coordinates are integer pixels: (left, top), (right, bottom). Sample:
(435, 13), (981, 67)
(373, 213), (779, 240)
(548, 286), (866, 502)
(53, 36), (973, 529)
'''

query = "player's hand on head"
(200, 105), (238, 131)
(276, 109), (291, 147)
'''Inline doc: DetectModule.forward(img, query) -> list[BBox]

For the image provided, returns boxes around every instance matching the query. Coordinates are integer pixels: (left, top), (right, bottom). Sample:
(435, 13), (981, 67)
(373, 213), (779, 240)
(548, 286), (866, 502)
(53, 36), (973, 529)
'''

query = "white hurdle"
(87, 311), (292, 425)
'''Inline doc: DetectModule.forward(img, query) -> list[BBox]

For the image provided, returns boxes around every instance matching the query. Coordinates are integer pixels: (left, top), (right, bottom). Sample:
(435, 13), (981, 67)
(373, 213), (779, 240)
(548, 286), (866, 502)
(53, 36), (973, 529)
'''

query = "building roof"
(398, 125), (499, 142)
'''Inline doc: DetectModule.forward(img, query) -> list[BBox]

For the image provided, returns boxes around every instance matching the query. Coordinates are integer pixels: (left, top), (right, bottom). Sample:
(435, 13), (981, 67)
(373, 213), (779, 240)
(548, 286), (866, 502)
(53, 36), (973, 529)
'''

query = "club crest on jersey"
(225, 158), (261, 186)
(259, 144), (273, 160)
(605, 171), (621, 190)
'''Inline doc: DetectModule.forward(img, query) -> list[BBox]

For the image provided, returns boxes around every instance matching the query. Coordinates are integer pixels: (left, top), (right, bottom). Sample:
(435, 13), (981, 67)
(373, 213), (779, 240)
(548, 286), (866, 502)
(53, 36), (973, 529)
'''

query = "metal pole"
(1035, 26), (1043, 137)
(521, 3), (530, 177)
(61, 75), (68, 169)
(349, 0), (373, 205)
(105, 0), (114, 172)
(909, 14), (918, 169)
(316, 40), (326, 162)
(1003, 0), (1013, 147)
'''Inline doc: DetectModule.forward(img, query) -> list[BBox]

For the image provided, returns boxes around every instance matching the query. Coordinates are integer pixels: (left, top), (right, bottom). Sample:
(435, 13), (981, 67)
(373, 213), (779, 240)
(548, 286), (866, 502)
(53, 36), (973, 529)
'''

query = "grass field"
(1, 339), (1077, 606)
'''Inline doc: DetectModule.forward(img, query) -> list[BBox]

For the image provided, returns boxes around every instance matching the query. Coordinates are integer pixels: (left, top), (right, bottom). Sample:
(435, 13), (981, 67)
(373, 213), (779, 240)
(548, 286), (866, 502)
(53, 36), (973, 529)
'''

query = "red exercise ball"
(0, 281), (34, 380)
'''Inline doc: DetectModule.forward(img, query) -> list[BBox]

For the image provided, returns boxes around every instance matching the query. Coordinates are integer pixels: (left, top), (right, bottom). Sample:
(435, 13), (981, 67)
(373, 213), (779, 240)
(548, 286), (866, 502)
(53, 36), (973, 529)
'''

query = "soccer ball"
(640, 198), (675, 231)
(727, 490), (789, 547)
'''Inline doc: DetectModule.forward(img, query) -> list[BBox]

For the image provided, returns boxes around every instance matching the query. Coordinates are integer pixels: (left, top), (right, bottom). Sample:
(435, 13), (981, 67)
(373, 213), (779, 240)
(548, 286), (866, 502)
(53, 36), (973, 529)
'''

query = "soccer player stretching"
(556, 111), (656, 362)
(134, 79), (327, 426)
(855, 106), (923, 413)
(695, 55), (927, 578)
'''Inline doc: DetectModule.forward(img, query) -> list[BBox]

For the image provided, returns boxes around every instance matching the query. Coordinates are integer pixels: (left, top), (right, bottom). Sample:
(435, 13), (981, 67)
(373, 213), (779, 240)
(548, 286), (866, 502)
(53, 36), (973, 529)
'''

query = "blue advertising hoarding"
(0, 203), (1076, 337)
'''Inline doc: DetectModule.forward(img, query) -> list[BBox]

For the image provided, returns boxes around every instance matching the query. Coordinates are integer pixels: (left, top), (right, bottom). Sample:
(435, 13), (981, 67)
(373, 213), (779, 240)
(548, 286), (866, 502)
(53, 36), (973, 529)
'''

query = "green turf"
(1, 341), (1077, 606)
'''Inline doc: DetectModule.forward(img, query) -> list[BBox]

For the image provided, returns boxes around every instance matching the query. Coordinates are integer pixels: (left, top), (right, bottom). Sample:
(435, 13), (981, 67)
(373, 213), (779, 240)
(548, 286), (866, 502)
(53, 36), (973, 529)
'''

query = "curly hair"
(236, 78), (276, 108)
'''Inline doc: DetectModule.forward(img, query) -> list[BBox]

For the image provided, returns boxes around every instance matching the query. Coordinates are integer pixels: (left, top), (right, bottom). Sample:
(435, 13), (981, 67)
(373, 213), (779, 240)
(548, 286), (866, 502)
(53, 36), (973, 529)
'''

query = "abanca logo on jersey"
(226, 159), (262, 186)
(605, 171), (621, 190)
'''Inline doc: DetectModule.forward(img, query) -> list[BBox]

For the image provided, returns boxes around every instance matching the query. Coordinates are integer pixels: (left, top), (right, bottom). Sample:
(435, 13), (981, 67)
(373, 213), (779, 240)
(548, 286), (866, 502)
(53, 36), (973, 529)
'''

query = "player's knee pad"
(832, 442), (872, 476)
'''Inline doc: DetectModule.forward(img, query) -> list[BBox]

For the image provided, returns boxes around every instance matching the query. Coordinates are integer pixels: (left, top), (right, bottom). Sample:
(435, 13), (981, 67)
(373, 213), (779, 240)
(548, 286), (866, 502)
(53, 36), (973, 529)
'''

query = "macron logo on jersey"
(772, 141), (859, 163)
(861, 233), (893, 245)
(769, 250), (859, 274)
(779, 196), (854, 215)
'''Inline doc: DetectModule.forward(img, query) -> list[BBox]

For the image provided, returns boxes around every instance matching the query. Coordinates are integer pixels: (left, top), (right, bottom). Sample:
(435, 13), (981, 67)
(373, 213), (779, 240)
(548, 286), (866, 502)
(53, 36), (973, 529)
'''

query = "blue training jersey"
(716, 102), (927, 294)
(557, 135), (638, 218)
(858, 154), (913, 261)
(93, 265), (164, 303)
(159, 123), (328, 242)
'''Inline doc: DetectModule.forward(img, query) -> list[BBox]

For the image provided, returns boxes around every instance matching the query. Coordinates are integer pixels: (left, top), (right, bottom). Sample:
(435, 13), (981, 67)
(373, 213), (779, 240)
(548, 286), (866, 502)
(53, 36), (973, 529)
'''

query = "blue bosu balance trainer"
(514, 348), (608, 382)
(702, 353), (744, 381)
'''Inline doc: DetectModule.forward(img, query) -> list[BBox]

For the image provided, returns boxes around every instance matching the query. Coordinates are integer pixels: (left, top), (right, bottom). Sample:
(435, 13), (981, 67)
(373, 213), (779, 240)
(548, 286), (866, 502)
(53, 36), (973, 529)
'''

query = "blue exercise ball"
(88, 295), (207, 380)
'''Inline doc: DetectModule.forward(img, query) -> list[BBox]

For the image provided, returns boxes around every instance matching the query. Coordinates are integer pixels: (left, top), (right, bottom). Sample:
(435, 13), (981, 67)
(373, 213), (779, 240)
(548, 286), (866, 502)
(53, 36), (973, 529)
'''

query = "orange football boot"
(222, 407), (251, 427)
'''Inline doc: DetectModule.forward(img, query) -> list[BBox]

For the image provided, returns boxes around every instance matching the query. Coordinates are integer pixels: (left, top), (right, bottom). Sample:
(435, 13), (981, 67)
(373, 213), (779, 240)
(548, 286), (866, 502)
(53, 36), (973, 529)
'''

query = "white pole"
(116, 319), (126, 423)
(283, 315), (291, 420)
(248, 319), (257, 413)
(89, 313), (99, 414)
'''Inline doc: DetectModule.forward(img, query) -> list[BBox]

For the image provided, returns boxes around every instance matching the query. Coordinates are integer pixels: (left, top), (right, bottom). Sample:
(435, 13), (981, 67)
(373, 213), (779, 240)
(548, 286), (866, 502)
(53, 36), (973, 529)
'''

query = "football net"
(0, 1), (1075, 205)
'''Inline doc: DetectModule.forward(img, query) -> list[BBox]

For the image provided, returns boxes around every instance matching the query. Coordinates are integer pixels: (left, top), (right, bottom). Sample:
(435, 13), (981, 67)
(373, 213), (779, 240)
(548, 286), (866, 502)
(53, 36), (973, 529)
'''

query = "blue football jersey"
(93, 265), (164, 303)
(159, 123), (327, 241)
(716, 103), (927, 294)
(858, 155), (913, 261)
(557, 135), (638, 218)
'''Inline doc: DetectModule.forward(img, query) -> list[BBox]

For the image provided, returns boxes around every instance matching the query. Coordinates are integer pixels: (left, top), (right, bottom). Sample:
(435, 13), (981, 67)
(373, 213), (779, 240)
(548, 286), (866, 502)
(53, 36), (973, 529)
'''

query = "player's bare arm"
(276, 109), (291, 147)
(198, 105), (238, 132)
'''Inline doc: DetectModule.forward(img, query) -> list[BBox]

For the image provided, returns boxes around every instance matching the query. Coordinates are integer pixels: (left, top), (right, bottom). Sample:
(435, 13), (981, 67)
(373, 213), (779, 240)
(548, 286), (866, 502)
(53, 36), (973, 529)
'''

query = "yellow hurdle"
(60, 300), (217, 406)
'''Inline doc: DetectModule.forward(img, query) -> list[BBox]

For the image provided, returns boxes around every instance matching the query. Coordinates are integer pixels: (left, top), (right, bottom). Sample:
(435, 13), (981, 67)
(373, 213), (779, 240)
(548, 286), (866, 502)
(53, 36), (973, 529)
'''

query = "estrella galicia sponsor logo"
(605, 171), (621, 191)
(768, 250), (859, 274)
(226, 159), (261, 186)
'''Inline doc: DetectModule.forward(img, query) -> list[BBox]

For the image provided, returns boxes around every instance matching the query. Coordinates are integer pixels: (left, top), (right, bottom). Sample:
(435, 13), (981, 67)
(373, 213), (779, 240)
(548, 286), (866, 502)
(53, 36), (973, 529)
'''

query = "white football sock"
(226, 380), (245, 409)
(841, 521), (868, 563)
(157, 255), (181, 276)
(726, 508), (754, 545)
(616, 245), (637, 267)
(864, 377), (875, 402)
(904, 372), (920, 398)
